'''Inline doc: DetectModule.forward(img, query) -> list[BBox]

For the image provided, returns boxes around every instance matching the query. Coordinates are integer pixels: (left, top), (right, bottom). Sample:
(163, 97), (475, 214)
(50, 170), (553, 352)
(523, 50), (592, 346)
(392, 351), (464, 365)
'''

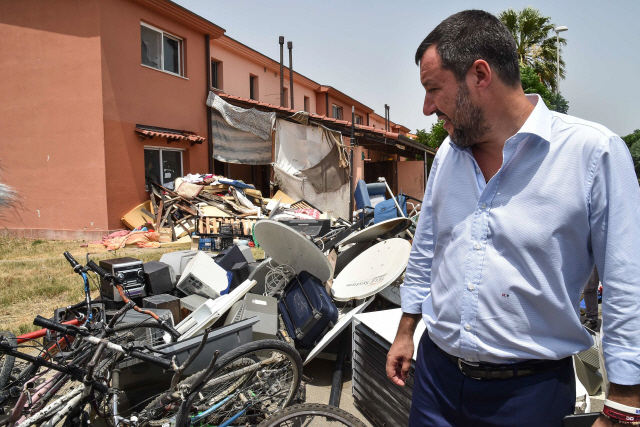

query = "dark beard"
(449, 83), (489, 147)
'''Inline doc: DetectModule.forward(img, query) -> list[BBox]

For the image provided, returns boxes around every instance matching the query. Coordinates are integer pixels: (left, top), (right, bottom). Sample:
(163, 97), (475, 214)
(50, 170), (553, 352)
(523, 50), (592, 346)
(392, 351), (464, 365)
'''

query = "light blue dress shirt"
(401, 95), (640, 385)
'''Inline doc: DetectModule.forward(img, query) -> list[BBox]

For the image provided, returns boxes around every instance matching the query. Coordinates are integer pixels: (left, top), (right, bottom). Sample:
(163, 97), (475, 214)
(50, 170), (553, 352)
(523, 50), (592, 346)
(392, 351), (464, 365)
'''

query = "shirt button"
(465, 324), (472, 331)
(474, 242), (481, 250)
(467, 284), (475, 291)
(476, 168), (481, 174)
(481, 203), (487, 209)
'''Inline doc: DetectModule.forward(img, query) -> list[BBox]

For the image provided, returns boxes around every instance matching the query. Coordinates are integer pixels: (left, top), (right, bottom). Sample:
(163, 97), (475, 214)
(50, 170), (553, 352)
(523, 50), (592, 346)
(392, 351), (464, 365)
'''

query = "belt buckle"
(457, 358), (483, 379)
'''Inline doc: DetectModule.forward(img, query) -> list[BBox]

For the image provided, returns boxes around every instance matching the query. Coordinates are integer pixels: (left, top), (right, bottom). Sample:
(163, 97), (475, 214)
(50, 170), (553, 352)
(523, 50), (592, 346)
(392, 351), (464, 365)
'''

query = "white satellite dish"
(336, 217), (412, 247)
(378, 275), (403, 306)
(253, 220), (333, 282)
(303, 297), (374, 366)
(331, 238), (411, 301)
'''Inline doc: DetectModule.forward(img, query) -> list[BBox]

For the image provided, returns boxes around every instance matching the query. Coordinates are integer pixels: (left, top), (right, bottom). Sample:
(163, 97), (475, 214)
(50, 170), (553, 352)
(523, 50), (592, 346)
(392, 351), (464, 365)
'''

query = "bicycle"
(256, 403), (367, 427)
(0, 314), (177, 427)
(0, 254), (181, 425)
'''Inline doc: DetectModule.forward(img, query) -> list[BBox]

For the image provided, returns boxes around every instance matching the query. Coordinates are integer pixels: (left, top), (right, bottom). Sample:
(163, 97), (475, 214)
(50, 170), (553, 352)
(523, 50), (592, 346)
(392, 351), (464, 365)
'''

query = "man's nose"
(423, 93), (437, 117)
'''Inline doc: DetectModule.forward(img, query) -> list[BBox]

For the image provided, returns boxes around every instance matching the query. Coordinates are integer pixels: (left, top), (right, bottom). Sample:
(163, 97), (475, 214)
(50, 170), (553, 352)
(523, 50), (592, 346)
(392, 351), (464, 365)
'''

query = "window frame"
(355, 115), (363, 125)
(144, 146), (185, 191)
(332, 104), (343, 120)
(303, 96), (309, 112)
(249, 74), (258, 100)
(141, 22), (184, 77)
(211, 59), (222, 89)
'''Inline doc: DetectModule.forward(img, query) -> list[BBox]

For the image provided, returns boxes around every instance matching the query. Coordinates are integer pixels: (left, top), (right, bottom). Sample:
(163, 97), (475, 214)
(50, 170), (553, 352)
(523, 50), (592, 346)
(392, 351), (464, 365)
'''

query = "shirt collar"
(517, 94), (552, 142)
(447, 93), (553, 152)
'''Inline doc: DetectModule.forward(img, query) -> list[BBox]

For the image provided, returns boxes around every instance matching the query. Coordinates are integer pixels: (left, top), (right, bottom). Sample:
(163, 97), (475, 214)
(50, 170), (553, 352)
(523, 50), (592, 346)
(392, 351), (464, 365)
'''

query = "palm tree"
(498, 7), (567, 92)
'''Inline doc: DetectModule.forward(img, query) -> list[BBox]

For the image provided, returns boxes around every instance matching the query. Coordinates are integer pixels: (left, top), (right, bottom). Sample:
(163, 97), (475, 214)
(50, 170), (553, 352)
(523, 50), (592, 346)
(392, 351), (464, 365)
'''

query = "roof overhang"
(132, 0), (225, 38)
(215, 93), (436, 158)
(135, 124), (205, 145)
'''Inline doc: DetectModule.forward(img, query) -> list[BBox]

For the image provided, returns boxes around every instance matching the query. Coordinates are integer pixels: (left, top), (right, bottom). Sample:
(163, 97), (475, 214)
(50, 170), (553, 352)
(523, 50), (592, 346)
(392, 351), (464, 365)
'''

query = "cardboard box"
(121, 200), (155, 230)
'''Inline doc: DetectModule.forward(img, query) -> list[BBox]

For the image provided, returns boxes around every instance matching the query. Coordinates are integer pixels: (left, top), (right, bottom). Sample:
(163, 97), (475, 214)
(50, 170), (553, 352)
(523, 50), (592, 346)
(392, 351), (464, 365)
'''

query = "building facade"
(0, 0), (427, 239)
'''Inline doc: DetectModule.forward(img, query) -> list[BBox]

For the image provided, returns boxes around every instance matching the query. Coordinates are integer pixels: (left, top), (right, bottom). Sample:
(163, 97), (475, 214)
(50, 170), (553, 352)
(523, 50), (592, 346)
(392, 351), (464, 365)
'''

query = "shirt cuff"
(400, 284), (428, 315)
(602, 340), (640, 385)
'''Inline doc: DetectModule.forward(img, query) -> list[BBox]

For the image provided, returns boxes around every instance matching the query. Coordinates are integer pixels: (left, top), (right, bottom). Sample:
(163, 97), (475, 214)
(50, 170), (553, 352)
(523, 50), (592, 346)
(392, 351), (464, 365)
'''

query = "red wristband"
(603, 405), (640, 425)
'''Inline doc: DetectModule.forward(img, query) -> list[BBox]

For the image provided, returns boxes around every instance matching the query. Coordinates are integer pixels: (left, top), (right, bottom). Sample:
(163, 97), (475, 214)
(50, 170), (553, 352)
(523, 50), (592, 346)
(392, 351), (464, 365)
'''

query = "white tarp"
(275, 119), (334, 175)
(207, 92), (274, 140)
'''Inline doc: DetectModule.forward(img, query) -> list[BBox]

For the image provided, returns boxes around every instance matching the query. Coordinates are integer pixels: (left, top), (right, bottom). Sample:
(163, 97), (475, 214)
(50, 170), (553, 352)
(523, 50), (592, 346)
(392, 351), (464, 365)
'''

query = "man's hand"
(386, 313), (422, 386)
(387, 334), (415, 386)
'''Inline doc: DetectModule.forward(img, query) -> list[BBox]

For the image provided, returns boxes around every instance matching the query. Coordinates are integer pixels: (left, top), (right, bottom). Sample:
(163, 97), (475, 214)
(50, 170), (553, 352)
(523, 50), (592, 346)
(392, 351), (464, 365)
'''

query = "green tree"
(622, 129), (640, 150)
(520, 65), (569, 113)
(622, 130), (640, 184)
(499, 7), (566, 92)
(416, 120), (448, 150)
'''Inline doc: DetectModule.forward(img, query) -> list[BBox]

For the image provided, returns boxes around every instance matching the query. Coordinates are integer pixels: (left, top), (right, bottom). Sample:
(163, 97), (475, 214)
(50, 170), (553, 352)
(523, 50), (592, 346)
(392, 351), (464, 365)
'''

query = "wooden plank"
(149, 194), (158, 216)
(155, 198), (164, 229)
(160, 203), (173, 228)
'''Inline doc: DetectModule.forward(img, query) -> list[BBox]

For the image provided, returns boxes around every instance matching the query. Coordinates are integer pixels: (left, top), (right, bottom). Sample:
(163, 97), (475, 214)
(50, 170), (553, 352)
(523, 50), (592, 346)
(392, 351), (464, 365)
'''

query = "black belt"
(435, 345), (571, 380)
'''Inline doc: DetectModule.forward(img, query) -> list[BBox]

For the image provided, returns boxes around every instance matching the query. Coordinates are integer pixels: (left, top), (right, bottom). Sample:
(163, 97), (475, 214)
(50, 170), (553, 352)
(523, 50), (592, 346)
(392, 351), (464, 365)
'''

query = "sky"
(174, 0), (640, 137)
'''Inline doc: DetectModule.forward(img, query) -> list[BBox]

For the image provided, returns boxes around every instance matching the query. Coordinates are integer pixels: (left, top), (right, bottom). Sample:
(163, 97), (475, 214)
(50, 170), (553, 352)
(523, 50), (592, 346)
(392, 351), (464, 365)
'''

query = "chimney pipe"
(288, 41), (294, 110)
(279, 36), (284, 107)
(384, 104), (388, 131)
(387, 105), (391, 132)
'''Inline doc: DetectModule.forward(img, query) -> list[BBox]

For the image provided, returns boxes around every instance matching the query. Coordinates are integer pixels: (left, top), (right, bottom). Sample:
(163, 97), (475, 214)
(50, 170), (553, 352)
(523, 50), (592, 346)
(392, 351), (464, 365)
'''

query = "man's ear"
(469, 59), (492, 92)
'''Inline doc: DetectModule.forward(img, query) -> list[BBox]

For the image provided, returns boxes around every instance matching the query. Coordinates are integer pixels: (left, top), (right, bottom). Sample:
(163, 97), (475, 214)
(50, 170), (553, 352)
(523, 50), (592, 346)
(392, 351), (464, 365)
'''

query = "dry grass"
(0, 234), (264, 336)
(0, 234), (184, 335)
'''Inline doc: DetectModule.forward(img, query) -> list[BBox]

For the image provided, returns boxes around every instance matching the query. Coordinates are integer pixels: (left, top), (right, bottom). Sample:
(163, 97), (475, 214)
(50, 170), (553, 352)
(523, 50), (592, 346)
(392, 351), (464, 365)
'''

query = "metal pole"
(288, 41), (294, 109)
(556, 32), (560, 95)
(205, 34), (213, 174)
(348, 106), (355, 221)
(279, 36), (284, 107)
(328, 329), (350, 407)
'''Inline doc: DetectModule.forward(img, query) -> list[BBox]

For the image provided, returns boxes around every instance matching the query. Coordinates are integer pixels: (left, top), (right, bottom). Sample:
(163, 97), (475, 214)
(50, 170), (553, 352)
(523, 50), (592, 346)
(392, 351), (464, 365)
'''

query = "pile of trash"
(96, 172), (337, 252)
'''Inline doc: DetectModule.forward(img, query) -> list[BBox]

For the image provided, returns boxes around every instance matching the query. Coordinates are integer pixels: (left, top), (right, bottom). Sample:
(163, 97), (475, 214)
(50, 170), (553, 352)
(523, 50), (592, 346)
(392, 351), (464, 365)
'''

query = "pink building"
(0, 0), (433, 239)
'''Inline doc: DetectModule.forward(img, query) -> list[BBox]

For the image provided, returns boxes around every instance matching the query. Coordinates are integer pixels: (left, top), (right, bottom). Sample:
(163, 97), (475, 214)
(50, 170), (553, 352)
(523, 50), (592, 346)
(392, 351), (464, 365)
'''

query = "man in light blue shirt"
(386, 10), (640, 427)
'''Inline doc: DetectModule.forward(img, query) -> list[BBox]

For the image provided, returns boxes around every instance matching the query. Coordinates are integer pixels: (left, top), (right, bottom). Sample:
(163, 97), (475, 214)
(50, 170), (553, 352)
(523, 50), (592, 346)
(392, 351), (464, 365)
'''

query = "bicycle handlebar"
(33, 315), (81, 337)
(33, 316), (174, 371)
(63, 251), (82, 274)
(129, 350), (173, 370)
(86, 260), (119, 284)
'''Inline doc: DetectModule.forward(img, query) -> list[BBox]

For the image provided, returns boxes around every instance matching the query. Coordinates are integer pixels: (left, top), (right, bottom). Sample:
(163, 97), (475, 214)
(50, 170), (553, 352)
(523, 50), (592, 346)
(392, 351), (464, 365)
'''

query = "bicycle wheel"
(144, 339), (302, 426)
(257, 403), (368, 427)
(0, 332), (16, 390)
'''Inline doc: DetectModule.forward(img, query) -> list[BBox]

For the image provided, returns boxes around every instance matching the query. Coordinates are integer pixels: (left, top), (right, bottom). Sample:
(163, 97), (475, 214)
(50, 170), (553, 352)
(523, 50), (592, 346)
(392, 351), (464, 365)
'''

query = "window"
(211, 60), (222, 89)
(250, 75), (258, 100)
(141, 23), (183, 76)
(332, 104), (343, 120)
(144, 147), (183, 191)
(303, 96), (309, 112)
(355, 115), (363, 125)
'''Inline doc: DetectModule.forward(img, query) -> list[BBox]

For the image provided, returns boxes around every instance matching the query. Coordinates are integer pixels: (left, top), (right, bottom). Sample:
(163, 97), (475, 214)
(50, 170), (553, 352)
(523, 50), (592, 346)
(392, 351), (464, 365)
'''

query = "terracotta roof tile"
(135, 127), (205, 144)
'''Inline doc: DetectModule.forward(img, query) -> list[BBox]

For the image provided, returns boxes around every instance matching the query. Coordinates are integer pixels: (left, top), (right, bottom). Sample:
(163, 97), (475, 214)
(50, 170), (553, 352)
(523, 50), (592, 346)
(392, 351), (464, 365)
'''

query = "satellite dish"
(253, 220), (333, 282)
(336, 218), (412, 247)
(304, 297), (374, 366)
(331, 238), (411, 301)
(378, 274), (403, 306)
